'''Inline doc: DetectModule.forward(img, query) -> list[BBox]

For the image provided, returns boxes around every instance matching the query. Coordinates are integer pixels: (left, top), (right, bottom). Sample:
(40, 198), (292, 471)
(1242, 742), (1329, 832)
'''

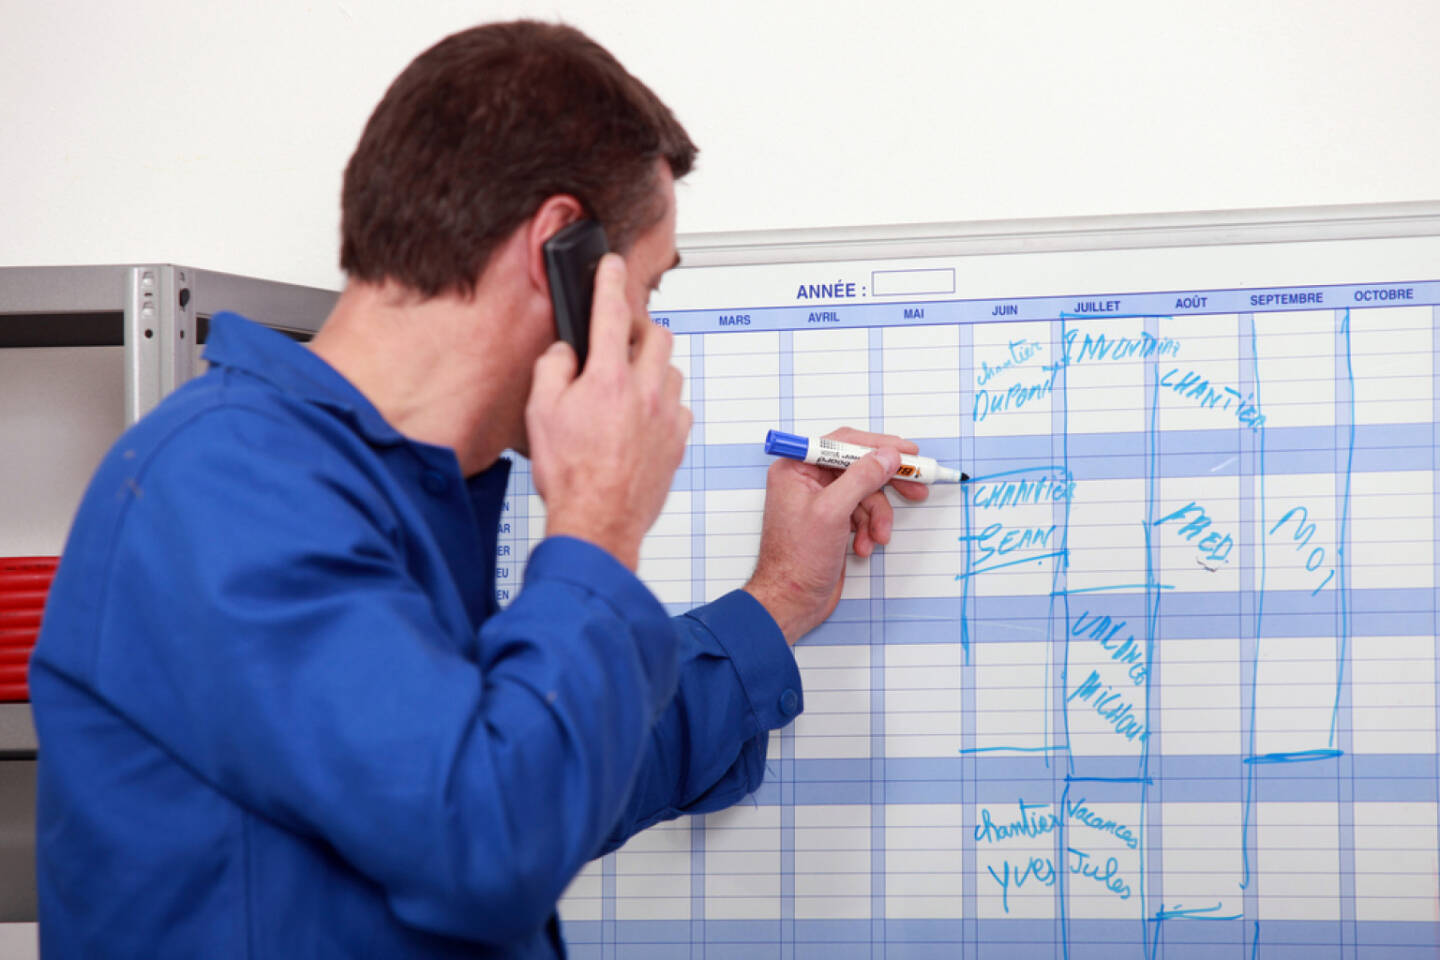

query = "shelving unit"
(1, 265), (336, 422)
(0, 264), (337, 920)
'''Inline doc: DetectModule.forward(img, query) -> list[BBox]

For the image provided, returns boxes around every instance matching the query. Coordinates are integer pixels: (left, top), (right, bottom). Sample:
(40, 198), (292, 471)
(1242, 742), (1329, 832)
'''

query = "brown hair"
(340, 20), (696, 298)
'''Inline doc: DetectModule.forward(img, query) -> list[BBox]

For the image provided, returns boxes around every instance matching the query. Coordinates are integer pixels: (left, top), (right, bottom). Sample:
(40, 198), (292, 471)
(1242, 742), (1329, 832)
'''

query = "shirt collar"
(467, 456), (513, 505)
(203, 311), (403, 445)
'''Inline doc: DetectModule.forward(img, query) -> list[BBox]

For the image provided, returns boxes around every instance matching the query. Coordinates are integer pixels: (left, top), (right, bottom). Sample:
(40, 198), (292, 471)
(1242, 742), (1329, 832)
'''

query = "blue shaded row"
(662, 588), (1438, 643)
(653, 281), (1439, 334)
(739, 754), (1440, 805)
(562, 918), (1439, 960)
(671, 422), (1432, 487)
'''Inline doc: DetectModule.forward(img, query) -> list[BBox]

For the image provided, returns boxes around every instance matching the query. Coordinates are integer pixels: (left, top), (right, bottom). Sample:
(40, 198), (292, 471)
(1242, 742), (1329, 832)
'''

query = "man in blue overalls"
(31, 20), (926, 958)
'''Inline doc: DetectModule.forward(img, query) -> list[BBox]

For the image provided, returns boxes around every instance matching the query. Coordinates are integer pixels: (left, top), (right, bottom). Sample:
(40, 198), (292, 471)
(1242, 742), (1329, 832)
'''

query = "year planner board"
(496, 204), (1440, 959)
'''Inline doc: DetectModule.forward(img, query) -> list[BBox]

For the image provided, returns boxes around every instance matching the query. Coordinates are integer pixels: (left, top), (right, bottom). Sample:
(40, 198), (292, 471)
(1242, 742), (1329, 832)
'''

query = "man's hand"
(526, 254), (690, 570)
(744, 427), (930, 644)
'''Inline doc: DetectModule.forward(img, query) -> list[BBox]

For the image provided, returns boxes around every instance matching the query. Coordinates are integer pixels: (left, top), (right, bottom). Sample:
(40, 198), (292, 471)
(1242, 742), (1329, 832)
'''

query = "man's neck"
(308, 280), (528, 476)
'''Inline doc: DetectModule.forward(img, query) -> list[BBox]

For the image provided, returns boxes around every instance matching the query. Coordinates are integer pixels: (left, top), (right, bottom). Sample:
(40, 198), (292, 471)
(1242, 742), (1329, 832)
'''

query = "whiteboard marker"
(763, 430), (968, 484)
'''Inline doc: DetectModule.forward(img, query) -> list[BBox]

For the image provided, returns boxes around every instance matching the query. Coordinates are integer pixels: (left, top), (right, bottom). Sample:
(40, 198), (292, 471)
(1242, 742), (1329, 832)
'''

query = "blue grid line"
(867, 325), (887, 956)
(1334, 309), (1358, 960)
(778, 329), (795, 960)
(1239, 311), (1262, 947)
(601, 851), (616, 960)
(956, 318), (979, 959)
(1051, 312), (1073, 953)
(1236, 313), (1261, 941)
(1434, 302), (1440, 950)
(690, 333), (707, 960)
(1142, 313), (1164, 955)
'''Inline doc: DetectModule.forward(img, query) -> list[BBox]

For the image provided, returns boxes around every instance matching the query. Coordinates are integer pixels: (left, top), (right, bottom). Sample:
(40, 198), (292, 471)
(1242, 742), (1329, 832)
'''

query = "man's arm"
(594, 429), (930, 847)
(595, 589), (798, 850)
(71, 413), (680, 947)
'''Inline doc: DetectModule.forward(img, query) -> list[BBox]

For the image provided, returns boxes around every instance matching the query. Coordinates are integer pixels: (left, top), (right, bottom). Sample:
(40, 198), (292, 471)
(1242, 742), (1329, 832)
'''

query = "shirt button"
(779, 688), (800, 717)
(421, 469), (449, 496)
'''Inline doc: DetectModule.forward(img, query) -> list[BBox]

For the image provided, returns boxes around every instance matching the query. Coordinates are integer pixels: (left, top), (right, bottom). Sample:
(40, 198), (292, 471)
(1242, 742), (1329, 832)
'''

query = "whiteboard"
(501, 202), (1440, 959)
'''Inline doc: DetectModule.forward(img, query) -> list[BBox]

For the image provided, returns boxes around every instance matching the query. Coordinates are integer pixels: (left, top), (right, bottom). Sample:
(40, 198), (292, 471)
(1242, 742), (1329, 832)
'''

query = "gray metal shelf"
(0, 706), (36, 760)
(1, 264), (337, 423)
(0, 264), (339, 756)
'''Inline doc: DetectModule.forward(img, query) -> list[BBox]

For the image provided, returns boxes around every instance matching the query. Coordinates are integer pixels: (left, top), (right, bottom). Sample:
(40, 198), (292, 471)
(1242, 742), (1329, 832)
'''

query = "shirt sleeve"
(83, 407), (680, 946)
(596, 588), (804, 852)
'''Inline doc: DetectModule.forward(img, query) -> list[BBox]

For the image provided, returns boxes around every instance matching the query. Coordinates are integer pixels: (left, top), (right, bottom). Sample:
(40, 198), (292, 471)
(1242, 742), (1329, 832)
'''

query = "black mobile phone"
(543, 220), (608, 371)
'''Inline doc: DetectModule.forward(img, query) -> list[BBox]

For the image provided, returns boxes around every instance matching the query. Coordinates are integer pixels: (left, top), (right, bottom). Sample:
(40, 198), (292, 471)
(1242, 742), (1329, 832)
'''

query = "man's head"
(340, 20), (696, 299)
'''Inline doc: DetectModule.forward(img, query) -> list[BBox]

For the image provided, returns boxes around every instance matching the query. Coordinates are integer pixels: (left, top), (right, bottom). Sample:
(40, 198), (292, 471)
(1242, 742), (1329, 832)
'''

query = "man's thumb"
(530, 340), (577, 405)
(820, 446), (900, 515)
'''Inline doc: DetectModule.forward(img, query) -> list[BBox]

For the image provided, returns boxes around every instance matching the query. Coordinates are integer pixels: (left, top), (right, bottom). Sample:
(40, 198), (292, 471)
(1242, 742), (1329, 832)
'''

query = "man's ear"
(525, 195), (587, 294)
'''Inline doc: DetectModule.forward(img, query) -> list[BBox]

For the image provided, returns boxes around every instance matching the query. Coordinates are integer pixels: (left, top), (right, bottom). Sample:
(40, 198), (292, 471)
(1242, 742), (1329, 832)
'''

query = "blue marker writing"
(764, 430), (968, 484)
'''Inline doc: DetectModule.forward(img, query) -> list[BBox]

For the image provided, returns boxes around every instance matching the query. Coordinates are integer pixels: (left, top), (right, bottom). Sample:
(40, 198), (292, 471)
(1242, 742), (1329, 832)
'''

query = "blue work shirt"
(31, 314), (802, 958)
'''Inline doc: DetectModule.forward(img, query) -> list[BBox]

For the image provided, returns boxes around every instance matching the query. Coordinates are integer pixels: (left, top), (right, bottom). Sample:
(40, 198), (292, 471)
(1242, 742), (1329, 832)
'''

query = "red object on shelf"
(0, 572), (53, 590)
(0, 557), (58, 573)
(0, 610), (43, 631)
(0, 557), (56, 702)
(0, 628), (40, 647)
(0, 590), (48, 610)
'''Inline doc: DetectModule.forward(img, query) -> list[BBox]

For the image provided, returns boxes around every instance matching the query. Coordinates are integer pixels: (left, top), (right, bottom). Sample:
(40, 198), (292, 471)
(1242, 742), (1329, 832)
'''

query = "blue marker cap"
(763, 429), (810, 461)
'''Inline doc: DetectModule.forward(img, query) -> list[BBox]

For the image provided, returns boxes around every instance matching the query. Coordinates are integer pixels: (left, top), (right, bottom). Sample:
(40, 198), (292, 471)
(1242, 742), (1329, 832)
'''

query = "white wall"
(2, 0), (1438, 292)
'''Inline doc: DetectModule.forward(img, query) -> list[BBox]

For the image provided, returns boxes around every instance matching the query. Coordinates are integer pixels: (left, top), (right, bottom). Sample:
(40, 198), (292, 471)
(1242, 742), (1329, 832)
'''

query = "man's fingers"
(635, 319), (676, 387)
(818, 427), (942, 502)
(890, 478), (931, 503)
(674, 404), (695, 456)
(851, 503), (874, 557)
(824, 426), (919, 456)
(818, 447), (900, 520)
(664, 364), (684, 405)
(530, 340), (577, 406)
(859, 488), (894, 545)
(584, 254), (633, 371)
